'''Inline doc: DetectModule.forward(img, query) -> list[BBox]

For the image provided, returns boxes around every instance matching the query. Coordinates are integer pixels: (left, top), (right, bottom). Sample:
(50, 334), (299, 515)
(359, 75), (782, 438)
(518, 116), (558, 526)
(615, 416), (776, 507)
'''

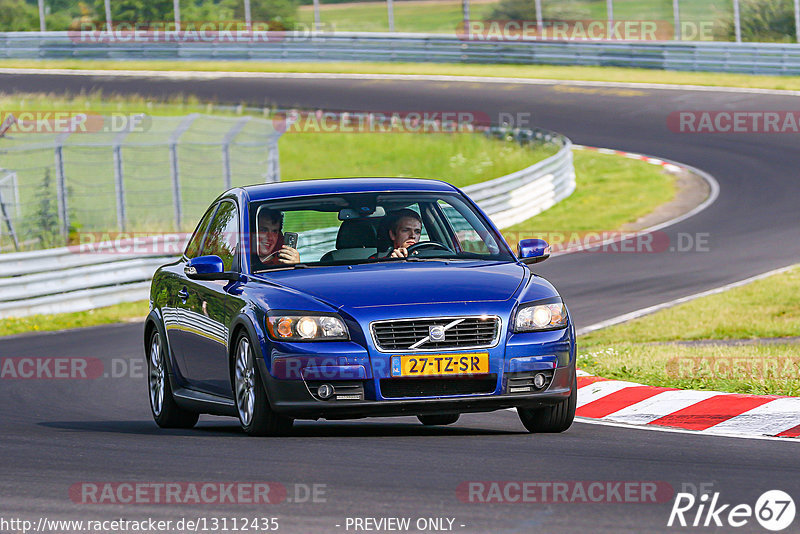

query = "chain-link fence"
(0, 113), (280, 251)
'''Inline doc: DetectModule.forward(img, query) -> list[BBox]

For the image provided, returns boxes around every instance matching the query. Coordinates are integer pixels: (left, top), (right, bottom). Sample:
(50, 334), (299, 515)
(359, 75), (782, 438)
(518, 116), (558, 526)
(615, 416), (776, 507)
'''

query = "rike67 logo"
(668, 490), (795, 531)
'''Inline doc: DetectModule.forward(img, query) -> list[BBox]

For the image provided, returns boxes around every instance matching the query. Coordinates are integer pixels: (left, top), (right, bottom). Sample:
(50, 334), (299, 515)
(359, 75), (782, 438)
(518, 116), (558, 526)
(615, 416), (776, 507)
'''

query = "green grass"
(500, 149), (676, 241)
(579, 266), (800, 395)
(279, 131), (556, 188)
(7, 59), (800, 92)
(0, 300), (150, 337)
(578, 343), (800, 396)
(298, 0), (500, 33)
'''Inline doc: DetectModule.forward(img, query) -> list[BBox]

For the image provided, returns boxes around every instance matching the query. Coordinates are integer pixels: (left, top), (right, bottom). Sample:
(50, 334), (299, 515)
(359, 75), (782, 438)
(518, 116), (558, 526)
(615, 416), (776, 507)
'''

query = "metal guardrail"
(4, 31), (800, 75)
(0, 126), (574, 318)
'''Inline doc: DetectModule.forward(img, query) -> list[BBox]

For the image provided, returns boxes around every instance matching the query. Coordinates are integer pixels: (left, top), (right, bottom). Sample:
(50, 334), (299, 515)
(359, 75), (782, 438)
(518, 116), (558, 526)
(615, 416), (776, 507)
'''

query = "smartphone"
(284, 232), (298, 249)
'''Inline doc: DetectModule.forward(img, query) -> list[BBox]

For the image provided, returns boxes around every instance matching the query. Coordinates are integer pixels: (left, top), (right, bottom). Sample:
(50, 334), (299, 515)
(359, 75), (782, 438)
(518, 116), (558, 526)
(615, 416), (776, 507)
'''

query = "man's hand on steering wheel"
(405, 241), (453, 255)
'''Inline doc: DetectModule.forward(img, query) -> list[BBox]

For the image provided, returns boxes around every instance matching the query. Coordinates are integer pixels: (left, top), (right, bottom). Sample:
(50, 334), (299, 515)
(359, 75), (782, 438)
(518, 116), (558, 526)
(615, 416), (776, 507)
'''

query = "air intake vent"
(371, 316), (500, 352)
(505, 371), (554, 394)
(305, 381), (365, 401)
(380, 375), (497, 398)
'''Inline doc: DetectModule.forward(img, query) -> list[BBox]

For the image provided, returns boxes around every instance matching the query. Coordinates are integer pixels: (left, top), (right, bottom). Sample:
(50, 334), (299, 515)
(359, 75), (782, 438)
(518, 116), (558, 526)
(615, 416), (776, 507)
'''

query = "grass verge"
(0, 301), (150, 337)
(501, 149), (675, 239)
(579, 266), (800, 396)
(5, 60), (800, 92)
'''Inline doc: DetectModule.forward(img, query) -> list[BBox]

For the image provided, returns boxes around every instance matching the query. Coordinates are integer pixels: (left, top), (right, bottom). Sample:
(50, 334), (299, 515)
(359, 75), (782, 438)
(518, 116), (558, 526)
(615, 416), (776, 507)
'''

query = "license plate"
(390, 353), (489, 377)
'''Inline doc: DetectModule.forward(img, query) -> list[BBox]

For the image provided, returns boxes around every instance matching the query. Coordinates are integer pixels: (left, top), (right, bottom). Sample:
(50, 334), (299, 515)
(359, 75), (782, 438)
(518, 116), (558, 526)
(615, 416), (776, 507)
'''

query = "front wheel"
(517, 373), (576, 433)
(147, 329), (198, 429)
(233, 332), (293, 437)
(417, 414), (460, 426)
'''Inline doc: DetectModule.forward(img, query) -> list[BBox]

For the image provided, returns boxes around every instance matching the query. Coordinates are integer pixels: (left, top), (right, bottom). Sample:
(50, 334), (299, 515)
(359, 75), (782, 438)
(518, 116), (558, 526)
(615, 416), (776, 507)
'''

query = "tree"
(91, 0), (175, 24)
(0, 0), (37, 31)
(719, 0), (796, 42)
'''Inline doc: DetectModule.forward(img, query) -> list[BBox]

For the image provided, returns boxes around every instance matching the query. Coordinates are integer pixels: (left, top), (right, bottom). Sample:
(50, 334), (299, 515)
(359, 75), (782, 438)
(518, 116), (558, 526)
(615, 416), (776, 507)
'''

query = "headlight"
(513, 299), (568, 332)
(266, 312), (349, 341)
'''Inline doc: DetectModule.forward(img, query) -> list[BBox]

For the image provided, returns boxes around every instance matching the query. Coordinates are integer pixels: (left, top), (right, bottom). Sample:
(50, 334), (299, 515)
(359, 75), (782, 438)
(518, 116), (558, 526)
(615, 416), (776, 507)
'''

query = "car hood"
(261, 261), (531, 309)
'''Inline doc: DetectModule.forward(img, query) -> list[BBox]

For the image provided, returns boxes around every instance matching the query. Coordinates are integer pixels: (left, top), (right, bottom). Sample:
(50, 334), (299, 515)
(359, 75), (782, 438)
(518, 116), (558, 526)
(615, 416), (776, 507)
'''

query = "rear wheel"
(417, 413), (460, 426)
(234, 332), (293, 437)
(517, 373), (576, 433)
(147, 329), (199, 429)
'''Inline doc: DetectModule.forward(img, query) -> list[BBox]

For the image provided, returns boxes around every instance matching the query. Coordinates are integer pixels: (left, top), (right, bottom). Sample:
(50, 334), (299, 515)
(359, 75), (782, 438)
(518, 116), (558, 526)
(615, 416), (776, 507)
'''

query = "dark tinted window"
(202, 201), (239, 272)
(184, 206), (217, 259)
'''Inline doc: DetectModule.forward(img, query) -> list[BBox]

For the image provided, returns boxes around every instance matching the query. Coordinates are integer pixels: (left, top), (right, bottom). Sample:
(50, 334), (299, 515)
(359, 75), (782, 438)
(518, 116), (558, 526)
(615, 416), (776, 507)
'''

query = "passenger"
(252, 209), (300, 270)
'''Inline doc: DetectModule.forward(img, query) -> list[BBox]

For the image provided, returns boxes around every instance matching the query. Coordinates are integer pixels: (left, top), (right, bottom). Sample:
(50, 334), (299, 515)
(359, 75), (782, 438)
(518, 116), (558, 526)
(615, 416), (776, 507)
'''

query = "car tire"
(233, 332), (294, 437)
(517, 373), (576, 433)
(417, 414), (460, 426)
(147, 329), (199, 429)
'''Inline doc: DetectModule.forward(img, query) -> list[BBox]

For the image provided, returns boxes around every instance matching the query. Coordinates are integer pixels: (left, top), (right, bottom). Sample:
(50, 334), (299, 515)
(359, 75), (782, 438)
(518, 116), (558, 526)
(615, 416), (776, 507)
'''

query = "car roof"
(240, 177), (459, 202)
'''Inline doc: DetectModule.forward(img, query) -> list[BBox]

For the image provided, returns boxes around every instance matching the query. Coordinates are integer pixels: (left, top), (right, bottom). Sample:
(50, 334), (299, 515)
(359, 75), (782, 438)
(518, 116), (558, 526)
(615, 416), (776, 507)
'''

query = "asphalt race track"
(1, 72), (799, 533)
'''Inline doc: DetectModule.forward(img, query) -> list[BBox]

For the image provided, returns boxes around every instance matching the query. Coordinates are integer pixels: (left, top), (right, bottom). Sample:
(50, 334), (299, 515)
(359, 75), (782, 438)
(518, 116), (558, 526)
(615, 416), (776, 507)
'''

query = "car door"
(179, 200), (244, 396)
(164, 203), (218, 382)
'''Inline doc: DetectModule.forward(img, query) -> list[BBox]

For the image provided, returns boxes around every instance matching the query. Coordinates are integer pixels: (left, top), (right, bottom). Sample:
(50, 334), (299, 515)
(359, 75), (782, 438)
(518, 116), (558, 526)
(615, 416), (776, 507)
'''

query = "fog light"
(533, 373), (547, 389)
(317, 384), (334, 399)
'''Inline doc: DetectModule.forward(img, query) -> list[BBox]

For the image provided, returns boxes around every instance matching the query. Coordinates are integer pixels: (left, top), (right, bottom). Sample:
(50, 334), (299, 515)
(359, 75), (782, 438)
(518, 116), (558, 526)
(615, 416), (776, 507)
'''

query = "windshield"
(248, 192), (514, 272)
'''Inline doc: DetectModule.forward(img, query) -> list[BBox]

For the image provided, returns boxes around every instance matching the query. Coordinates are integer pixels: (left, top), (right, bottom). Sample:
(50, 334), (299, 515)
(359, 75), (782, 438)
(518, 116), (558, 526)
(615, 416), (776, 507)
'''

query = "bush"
(718, 0), (796, 42)
(0, 0), (38, 31)
(488, 0), (589, 22)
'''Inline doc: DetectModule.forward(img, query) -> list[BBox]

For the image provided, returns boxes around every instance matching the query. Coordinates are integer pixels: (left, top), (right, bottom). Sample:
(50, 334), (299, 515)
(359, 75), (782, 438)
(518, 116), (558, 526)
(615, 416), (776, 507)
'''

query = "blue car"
(144, 178), (576, 436)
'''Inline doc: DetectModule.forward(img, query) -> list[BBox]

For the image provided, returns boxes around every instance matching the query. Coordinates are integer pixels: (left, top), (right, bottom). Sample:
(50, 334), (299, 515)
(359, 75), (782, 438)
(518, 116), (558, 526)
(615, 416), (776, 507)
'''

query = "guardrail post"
(222, 117), (251, 190)
(313, 0), (320, 30)
(266, 134), (281, 183)
(387, 0), (395, 31)
(168, 114), (199, 230)
(673, 0), (681, 40)
(37, 0), (46, 31)
(794, 0), (800, 43)
(733, 0), (742, 43)
(0, 187), (19, 251)
(54, 132), (70, 240)
(113, 145), (126, 231)
(534, 0), (543, 31)
(607, 0), (614, 25)
(112, 127), (132, 232)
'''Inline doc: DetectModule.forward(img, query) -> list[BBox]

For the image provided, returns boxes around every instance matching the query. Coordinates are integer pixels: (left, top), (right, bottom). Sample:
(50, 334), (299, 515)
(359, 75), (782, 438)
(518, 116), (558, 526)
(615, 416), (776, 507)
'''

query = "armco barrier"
(0, 126), (574, 318)
(3, 32), (800, 75)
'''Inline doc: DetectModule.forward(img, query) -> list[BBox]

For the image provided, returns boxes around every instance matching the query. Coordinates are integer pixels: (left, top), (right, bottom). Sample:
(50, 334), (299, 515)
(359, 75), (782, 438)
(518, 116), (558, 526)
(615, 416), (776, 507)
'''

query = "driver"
(383, 209), (423, 258)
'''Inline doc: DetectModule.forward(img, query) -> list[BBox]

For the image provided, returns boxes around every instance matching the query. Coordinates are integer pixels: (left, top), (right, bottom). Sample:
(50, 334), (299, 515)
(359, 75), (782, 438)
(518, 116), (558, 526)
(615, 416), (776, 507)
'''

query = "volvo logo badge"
(429, 325), (445, 342)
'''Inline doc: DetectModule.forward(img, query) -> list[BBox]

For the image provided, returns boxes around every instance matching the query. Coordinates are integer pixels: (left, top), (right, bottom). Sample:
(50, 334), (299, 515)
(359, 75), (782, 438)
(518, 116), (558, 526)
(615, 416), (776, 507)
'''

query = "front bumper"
(256, 357), (574, 419)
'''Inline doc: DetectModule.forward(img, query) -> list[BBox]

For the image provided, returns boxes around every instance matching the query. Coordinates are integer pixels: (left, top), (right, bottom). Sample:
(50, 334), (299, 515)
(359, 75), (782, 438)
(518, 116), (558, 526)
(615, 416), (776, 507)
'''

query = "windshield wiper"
(254, 263), (311, 273)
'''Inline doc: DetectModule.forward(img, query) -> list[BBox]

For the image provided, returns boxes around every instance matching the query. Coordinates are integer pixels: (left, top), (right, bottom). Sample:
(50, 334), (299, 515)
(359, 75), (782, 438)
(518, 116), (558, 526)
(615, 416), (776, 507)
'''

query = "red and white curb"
(575, 371), (800, 439)
(573, 144), (684, 173)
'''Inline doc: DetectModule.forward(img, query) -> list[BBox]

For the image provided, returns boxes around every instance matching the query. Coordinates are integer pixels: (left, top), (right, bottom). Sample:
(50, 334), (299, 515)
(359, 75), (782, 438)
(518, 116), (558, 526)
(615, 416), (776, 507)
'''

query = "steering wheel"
(405, 241), (453, 255)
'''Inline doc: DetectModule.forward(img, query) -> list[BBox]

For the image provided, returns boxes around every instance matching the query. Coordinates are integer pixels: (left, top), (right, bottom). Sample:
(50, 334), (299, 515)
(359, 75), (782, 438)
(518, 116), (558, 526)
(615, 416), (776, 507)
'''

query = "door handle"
(178, 287), (189, 301)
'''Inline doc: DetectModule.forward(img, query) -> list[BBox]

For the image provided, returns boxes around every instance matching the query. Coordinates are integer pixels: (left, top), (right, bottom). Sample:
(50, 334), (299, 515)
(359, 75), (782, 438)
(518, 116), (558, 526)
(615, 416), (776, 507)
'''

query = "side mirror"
(185, 255), (240, 281)
(517, 239), (551, 265)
